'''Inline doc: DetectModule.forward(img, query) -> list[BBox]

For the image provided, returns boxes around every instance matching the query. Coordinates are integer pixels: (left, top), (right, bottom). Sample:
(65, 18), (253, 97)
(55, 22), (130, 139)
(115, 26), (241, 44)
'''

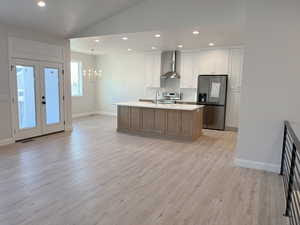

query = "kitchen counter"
(117, 102), (203, 111)
(117, 102), (204, 141)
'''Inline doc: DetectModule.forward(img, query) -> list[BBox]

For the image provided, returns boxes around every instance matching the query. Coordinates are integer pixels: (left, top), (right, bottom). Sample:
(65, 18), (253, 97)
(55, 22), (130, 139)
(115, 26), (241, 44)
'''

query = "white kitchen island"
(116, 102), (204, 141)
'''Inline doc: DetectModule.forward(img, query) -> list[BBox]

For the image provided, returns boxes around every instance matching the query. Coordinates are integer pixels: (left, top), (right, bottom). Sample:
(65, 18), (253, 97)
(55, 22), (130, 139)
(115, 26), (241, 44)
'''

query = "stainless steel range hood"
(161, 51), (180, 79)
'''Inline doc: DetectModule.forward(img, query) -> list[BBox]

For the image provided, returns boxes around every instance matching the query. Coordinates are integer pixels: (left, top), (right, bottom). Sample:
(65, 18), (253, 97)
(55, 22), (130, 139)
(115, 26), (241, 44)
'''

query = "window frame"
(70, 60), (84, 97)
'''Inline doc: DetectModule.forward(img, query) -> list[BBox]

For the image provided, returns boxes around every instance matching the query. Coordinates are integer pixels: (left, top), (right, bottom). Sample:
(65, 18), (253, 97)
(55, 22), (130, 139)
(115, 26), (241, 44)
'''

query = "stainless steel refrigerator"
(197, 75), (228, 130)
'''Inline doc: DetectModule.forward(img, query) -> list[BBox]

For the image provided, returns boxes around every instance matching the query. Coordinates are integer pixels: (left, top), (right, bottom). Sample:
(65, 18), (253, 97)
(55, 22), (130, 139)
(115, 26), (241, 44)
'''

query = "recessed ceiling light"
(151, 47), (157, 50)
(122, 37), (128, 40)
(209, 42), (215, 46)
(154, 34), (161, 38)
(37, 1), (46, 7)
(177, 45), (183, 48)
(128, 48), (132, 51)
(193, 30), (200, 35)
(95, 39), (100, 43)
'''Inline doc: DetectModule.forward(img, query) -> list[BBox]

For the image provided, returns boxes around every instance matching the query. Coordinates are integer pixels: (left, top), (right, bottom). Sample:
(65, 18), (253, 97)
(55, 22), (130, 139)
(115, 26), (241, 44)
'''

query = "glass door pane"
(44, 68), (60, 125)
(16, 65), (37, 129)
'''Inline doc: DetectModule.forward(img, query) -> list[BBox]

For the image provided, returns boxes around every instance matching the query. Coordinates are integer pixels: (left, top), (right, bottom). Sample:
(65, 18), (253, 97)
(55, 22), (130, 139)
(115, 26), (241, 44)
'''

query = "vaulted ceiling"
(0, 0), (143, 37)
(71, 27), (244, 55)
(70, 0), (246, 54)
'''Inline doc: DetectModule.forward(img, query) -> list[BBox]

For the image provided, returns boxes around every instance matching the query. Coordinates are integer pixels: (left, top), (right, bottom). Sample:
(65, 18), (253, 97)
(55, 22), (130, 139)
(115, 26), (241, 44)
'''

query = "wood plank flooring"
(0, 115), (287, 225)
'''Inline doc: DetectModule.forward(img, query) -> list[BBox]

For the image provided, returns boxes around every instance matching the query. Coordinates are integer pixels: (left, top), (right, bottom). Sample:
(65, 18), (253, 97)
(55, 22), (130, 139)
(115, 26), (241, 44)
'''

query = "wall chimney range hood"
(161, 51), (180, 79)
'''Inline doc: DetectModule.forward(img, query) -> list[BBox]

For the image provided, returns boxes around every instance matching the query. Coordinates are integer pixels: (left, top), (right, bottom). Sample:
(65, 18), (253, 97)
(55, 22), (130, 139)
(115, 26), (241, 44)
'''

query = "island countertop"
(116, 102), (204, 111)
(117, 102), (204, 140)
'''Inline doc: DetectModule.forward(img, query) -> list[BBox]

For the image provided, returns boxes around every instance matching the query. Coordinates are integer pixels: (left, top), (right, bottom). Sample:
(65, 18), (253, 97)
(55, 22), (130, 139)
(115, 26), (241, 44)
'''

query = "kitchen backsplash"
(144, 77), (197, 101)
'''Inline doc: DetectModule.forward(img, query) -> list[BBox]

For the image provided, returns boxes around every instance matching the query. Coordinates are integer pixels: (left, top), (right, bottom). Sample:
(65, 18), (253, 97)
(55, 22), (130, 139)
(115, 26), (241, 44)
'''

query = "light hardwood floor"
(0, 116), (287, 225)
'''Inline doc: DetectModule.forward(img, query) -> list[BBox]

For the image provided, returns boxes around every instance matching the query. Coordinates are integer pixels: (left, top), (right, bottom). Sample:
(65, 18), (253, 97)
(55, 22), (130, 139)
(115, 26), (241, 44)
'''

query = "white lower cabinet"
(145, 52), (161, 88)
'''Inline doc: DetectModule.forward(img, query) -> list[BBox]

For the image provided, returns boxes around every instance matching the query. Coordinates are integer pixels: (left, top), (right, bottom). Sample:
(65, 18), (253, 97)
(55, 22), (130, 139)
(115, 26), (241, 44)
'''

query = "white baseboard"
(72, 112), (99, 119)
(234, 158), (280, 173)
(0, 138), (15, 147)
(72, 111), (117, 119)
(97, 111), (117, 117)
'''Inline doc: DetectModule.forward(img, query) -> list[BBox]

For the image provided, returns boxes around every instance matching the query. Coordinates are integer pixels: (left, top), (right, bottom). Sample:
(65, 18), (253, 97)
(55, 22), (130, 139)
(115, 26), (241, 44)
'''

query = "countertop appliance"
(162, 92), (181, 100)
(197, 75), (228, 130)
(158, 91), (182, 104)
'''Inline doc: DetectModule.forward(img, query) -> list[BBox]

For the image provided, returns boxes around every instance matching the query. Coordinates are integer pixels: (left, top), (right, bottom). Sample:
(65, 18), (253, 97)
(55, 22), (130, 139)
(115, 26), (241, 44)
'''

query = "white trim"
(9, 37), (64, 63)
(234, 158), (280, 173)
(97, 111), (117, 117)
(72, 111), (117, 118)
(72, 112), (99, 119)
(0, 138), (15, 147)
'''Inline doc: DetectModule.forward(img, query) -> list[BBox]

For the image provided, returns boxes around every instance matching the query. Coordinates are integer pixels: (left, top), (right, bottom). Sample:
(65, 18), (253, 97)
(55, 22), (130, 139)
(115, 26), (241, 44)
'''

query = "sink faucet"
(155, 90), (160, 104)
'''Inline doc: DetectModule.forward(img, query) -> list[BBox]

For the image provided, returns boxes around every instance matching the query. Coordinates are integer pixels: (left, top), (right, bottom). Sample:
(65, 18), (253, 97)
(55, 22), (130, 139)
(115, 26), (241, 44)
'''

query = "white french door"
(40, 62), (65, 135)
(11, 59), (65, 140)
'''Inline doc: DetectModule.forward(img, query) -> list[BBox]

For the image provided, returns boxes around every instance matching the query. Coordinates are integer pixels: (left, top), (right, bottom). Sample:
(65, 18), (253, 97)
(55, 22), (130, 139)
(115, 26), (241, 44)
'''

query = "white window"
(71, 61), (83, 97)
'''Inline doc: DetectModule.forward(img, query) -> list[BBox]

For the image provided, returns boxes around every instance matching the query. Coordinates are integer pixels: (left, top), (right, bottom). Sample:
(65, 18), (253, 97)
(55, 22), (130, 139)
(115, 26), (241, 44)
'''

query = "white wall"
(235, 0), (300, 172)
(71, 52), (97, 116)
(0, 23), (71, 143)
(95, 52), (147, 115)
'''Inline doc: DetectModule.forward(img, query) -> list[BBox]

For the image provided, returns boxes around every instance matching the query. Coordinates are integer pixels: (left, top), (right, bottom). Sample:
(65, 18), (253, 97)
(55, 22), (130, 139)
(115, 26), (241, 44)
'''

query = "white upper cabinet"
(180, 49), (230, 89)
(145, 52), (161, 88)
(195, 49), (229, 75)
(145, 54), (153, 87)
(180, 52), (196, 89)
(152, 53), (161, 88)
(228, 48), (244, 91)
(214, 49), (230, 74)
(194, 50), (215, 75)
